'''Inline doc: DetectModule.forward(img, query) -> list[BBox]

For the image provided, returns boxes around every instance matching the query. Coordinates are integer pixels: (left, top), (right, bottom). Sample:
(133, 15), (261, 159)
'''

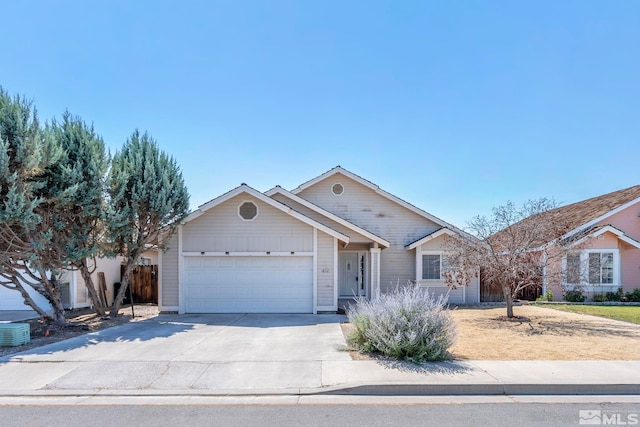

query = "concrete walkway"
(0, 314), (638, 396)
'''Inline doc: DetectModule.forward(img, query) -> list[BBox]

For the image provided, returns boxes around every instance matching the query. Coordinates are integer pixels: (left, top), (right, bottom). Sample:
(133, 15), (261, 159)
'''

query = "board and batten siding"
(297, 172), (440, 293)
(161, 233), (179, 308)
(182, 194), (313, 253)
(316, 231), (335, 308)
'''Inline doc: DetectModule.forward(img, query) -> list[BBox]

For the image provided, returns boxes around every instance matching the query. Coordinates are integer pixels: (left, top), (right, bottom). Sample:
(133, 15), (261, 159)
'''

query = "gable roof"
(563, 224), (640, 249)
(290, 166), (471, 238)
(184, 184), (350, 243)
(546, 185), (640, 236)
(265, 185), (390, 248)
(405, 228), (458, 250)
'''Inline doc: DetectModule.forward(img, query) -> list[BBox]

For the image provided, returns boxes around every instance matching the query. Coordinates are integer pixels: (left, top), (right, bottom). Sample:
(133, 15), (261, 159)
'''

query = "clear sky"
(2, 1), (638, 228)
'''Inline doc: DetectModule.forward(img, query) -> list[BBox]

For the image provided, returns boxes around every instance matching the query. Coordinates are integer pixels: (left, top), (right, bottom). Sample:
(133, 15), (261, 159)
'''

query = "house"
(0, 254), (150, 312)
(158, 166), (480, 314)
(538, 185), (640, 300)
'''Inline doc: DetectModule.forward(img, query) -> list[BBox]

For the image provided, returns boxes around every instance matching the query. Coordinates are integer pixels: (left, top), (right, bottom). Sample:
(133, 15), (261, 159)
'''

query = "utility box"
(0, 323), (30, 346)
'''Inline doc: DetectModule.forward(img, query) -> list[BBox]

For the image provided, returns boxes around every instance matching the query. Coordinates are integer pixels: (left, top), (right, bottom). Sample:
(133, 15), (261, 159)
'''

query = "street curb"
(0, 383), (638, 398)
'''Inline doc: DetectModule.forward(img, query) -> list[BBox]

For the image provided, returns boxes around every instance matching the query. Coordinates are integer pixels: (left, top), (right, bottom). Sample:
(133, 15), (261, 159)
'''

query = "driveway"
(0, 313), (351, 393)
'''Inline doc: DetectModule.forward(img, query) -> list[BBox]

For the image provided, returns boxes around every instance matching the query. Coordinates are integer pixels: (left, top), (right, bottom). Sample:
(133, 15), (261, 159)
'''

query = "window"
(589, 252), (614, 284)
(422, 254), (441, 280)
(238, 201), (258, 221)
(331, 183), (344, 196)
(564, 250), (618, 288)
(566, 253), (581, 283)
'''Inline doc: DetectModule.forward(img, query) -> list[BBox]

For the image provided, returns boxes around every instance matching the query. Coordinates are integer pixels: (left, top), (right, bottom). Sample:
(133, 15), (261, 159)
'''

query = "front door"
(338, 252), (367, 297)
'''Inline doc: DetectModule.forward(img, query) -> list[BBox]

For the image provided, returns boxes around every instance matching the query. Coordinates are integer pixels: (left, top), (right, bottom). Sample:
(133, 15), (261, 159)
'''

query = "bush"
(347, 283), (456, 363)
(536, 289), (554, 302)
(606, 289), (623, 302)
(592, 293), (606, 303)
(565, 289), (585, 302)
(625, 288), (640, 302)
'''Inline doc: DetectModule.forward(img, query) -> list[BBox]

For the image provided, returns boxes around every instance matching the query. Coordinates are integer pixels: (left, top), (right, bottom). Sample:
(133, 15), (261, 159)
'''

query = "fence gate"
(121, 265), (158, 304)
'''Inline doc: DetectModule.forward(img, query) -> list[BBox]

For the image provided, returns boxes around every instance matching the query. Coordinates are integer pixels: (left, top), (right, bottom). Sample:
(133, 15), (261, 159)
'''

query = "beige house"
(159, 166), (480, 314)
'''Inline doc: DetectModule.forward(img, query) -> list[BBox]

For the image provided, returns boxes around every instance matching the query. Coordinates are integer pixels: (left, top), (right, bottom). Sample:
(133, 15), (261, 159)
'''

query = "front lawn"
(540, 304), (640, 324)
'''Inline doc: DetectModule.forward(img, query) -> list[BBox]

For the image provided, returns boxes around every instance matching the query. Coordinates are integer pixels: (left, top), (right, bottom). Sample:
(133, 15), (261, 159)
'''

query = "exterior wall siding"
(183, 194), (313, 253)
(270, 193), (373, 244)
(297, 172), (441, 292)
(416, 236), (480, 304)
(162, 233), (179, 307)
(316, 231), (335, 307)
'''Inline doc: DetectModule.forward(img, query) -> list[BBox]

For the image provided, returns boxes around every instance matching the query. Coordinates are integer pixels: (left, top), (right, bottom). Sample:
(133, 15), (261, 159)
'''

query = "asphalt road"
(0, 396), (638, 427)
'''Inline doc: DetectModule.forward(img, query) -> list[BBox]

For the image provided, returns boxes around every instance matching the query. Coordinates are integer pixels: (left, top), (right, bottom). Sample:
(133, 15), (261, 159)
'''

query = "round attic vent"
(238, 201), (258, 221)
(331, 183), (344, 196)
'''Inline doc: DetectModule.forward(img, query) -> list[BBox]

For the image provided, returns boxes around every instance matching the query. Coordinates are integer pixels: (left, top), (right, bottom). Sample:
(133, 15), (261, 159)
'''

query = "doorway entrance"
(338, 252), (367, 298)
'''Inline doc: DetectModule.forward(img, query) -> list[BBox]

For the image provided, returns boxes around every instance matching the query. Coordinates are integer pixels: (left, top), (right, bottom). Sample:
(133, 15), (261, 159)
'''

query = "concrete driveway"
(0, 313), (351, 393)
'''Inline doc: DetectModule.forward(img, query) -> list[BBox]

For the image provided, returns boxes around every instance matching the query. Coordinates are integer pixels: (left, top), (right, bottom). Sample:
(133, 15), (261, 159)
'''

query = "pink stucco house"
(541, 185), (640, 300)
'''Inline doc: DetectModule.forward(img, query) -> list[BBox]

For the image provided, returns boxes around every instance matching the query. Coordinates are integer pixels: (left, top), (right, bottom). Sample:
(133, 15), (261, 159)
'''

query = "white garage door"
(184, 256), (313, 313)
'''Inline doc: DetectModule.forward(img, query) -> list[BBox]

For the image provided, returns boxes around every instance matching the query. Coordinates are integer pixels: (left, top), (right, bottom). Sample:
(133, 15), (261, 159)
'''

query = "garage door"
(184, 256), (313, 313)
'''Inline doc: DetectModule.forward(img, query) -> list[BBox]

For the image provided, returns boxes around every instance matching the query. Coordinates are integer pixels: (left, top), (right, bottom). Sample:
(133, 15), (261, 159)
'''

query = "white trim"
(418, 250), (445, 281)
(184, 184), (350, 243)
(333, 237), (339, 308)
(158, 245), (164, 310)
(562, 248), (621, 290)
(331, 182), (344, 196)
(313, 228), (318, 314)
(237, 200), (258, 221)
(182, 251), (314, 257)
(406, 228), (457, 250)
(290, 166), (471, 239)
(566, 224), (640, 249)
(370, 247), (381, 299)
(178, 225), (184, 314)
(265, 186), (390, 248)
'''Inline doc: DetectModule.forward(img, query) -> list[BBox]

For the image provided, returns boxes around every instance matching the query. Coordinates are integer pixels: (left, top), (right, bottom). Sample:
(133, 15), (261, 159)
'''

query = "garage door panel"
(184, 257), (313, 313)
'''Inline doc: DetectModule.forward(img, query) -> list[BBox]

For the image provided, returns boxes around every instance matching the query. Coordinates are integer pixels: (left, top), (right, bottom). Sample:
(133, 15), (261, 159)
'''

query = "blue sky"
(2, 1), (638, 228)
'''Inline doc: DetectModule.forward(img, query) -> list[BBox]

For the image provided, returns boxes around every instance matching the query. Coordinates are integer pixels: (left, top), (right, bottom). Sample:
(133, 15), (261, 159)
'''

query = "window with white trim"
(422, 254), (442, 280)
(588, 252), (614, 284)
(563, 250), (619, 288)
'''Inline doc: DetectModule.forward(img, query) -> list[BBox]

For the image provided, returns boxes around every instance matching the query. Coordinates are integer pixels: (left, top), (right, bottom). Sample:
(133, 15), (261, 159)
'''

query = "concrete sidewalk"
(0, 314), (638, 397)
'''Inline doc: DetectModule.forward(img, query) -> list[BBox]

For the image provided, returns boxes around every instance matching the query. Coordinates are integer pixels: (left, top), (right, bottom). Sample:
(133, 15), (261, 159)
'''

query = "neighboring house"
(0, 254), (154, 312)
(159, 166), (480, 314)
(540, 185), (640, 300)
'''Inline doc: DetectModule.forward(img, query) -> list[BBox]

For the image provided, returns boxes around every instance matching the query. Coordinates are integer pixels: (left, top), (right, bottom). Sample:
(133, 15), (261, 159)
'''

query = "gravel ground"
(0, 304), (159, 358)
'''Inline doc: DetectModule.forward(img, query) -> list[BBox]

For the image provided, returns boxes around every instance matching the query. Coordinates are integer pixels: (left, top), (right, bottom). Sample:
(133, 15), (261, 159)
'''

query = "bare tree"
(443, 198), (574, 318)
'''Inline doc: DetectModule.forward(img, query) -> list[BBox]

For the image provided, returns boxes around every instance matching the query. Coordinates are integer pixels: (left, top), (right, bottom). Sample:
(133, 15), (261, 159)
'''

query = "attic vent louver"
(239, 201), (258, 221)
(332, 183), (344, 196)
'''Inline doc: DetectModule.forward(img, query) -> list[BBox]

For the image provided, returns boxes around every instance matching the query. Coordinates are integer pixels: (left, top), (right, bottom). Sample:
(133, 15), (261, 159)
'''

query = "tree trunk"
(41, 272), (67, 325)
(79, 258), (106, 317)
(109, 261), (136, 317)
(503, 285), (515, 318)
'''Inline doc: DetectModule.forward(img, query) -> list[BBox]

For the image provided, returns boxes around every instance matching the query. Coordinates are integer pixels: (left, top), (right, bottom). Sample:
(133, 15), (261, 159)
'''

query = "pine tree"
(108, 130), (189, 316)
(0, 88), (67, 323)
(46, 112), (110, 316)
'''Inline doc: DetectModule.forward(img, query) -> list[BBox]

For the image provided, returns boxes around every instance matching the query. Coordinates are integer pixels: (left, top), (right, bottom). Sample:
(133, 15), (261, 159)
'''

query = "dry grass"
(450, 305), (640, 360)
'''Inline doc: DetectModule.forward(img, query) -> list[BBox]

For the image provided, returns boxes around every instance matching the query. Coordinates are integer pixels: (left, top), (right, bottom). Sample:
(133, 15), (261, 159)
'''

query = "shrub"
(565, 289), (585, 302)
(625, 288), (640, 302)
(606, 289), (623, 302)
(536, 289), (554, 302)
(347, 283), (456, 363)
(592, 293), (606, 303)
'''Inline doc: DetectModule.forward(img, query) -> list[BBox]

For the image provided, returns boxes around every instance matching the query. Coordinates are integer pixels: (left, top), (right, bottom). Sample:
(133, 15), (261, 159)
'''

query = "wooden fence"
(121, 265), (158, 304)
